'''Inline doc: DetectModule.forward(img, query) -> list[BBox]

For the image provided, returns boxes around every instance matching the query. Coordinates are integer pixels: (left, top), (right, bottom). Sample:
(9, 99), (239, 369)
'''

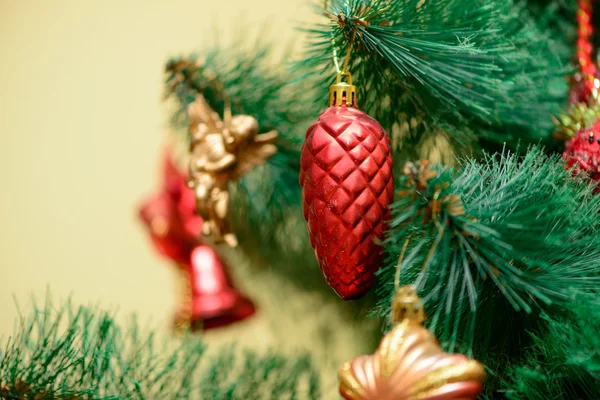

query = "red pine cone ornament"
(300, 73), (394, 300)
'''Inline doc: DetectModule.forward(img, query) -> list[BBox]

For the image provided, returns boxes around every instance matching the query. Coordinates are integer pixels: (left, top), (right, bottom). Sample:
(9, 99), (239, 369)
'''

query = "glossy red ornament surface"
(575, 0), (598, 100)
(564, 120), (600, 189)
(577, 0), (596, 77)
(300, 106), (394, 300)
(183, 245), (256, 330)
(139, 192), (193, 265)
(138, 152), (202, 265)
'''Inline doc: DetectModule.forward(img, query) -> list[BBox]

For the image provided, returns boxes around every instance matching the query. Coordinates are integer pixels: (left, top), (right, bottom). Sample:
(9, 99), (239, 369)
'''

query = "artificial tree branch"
(373, 146), (600, 393)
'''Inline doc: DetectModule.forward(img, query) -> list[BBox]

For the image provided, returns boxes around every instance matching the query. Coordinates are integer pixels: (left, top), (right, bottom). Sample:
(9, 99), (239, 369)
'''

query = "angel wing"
(230, 130), (278, 180)
(252, 130), (278, 143)
(187, 94), (222, 133)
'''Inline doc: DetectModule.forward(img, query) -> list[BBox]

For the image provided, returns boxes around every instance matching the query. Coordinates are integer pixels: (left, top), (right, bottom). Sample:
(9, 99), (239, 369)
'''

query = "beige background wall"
(0, 0), (317, 335)
(0, 3), (380, 397)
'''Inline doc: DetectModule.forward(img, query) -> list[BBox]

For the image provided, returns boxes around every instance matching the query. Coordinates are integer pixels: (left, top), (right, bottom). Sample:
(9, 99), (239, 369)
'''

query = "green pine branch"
(372, 146), (600, 394)
(526, 0), (576, 62)
(299, 0), (570, 161)
(504, 292), (600, 400)
(164, 40), (329, 290)
(0, 294), (320, 399)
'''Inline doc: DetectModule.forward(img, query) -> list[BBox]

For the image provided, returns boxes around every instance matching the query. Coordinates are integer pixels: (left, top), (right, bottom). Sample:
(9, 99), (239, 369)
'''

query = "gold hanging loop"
(341, 30), (356, 74)
(391, 285), (426, 324)
(394, 234), (413, 291)
(326, 6), (359, 107)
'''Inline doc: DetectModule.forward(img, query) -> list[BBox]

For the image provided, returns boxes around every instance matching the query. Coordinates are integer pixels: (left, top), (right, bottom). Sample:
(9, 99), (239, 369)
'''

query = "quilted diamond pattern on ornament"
(300, 106), (394, 300)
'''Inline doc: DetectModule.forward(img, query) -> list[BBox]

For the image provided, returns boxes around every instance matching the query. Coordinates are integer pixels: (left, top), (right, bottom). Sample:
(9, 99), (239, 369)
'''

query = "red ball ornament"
(560, 0), (600, 191)
(300, 73), (394, 300)
(568, 72), (600, 105)
(564, 120), (600, 189)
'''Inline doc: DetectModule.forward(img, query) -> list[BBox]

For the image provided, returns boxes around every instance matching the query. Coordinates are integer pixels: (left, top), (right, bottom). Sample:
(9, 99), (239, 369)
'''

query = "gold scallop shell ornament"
(339, 286), (485, 400)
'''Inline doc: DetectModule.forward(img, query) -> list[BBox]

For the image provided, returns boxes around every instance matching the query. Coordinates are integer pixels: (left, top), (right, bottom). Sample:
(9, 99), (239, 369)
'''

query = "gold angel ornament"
(339, 285), (485, 400)
(187, 95), (278, 247)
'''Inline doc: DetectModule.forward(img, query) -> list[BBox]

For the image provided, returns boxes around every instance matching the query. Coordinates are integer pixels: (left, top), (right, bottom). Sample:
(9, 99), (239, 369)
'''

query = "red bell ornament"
(175, 245), (256, 330)
(300, 72), (394, 300)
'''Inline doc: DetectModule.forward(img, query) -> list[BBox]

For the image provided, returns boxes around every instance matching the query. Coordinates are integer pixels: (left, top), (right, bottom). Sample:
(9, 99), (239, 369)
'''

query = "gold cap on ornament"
(390, 284), (426, 324)
(330, 71), (357, 107)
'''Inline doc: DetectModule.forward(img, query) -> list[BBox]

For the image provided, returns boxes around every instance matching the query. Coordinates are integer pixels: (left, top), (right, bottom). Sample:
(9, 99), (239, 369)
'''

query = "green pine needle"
(299, 0), (569, 157)
(526, 0), (577, 62)
(503, 293), (600, 400)
(0, 295), (321, 399)
(374, 146), (600, 366)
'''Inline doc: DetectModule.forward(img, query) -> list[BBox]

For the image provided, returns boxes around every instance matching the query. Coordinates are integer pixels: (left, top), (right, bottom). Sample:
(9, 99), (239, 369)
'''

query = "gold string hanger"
(323, 0), (360, 106)
(328, 20), (358, 106)
(324, 0), (355, 75)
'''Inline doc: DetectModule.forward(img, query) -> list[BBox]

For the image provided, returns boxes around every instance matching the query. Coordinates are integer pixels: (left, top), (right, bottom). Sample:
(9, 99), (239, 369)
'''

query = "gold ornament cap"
(391, 285), (426, 324)
(329, 71), (357, 107)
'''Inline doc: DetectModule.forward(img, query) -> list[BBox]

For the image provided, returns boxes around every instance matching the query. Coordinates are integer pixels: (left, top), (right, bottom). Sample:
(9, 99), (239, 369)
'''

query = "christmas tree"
(2, 0), (600, 398)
